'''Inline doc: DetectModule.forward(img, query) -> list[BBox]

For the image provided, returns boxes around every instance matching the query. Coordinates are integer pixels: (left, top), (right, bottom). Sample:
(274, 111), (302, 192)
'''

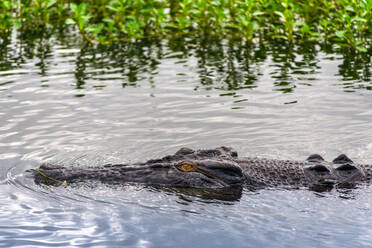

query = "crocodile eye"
(176, 162), (196, 172)
(181, 164), (193, 171)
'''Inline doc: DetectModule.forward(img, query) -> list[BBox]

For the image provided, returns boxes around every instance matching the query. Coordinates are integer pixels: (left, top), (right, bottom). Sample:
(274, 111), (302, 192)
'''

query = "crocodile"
(32, 147), (372, 197)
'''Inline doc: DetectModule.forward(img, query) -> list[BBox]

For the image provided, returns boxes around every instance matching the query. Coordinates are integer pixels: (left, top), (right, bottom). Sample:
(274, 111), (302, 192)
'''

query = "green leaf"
(253, 11), (265, 16)
(356, 46), (367, 52)
(86, 23), (104, 34)
(335, 30), (345, 38)
(273, 34), (288, 40)
(82, 14), (92, 21)
(3, 1), (11, 8)
(252, 21), (259, 31)
(274, 11), (285, 20)
(319, 19), (329, 26)
(65, 18), (75, 25)
(46, 0), (57, 8)
(103, 18), (114, 24)
(70, 3), (77, 12)
(106, 5), (118, 12)
(352, 17), (367, 23)
(345, 6), (354, 12)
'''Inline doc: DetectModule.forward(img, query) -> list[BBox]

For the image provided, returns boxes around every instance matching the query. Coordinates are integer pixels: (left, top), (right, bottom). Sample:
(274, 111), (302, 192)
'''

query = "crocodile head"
(34, 147), (244, 190)
(117, 146), (243, 189)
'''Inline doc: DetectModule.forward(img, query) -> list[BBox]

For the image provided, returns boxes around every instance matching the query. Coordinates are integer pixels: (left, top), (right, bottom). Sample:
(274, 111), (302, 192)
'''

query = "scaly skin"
(32, 147), (372, 195)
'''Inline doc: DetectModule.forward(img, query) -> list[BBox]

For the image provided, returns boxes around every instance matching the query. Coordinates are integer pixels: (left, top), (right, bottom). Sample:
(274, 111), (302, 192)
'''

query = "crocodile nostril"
(231, 151), (238, 157)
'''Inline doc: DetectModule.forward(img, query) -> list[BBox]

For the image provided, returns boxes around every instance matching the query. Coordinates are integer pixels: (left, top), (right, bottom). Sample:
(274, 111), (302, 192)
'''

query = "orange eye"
(181, 164), (193, 171)
(177, 163), (196, 172)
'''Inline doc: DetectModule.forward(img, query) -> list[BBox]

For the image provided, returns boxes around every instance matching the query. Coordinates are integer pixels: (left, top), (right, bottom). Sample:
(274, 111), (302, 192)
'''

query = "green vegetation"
(26, 168), (68, 186)
(0, 0), (371, 51)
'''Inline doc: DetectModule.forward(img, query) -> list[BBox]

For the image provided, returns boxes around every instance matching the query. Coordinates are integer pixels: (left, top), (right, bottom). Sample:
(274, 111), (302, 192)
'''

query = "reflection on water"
(1, 33), (371, 96)
(0, 31), (372, 247)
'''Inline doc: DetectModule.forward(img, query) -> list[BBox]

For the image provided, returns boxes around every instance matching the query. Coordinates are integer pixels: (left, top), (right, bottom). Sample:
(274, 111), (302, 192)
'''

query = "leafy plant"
(0, 0), (370, 51)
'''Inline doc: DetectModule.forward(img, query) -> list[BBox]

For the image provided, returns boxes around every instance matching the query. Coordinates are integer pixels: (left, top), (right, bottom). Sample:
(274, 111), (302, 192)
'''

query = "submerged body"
(33, 147), (372, 195)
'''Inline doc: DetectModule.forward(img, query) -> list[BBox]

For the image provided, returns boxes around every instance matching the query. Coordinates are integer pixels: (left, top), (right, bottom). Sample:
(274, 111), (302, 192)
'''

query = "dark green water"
(0, 32), (372, 247)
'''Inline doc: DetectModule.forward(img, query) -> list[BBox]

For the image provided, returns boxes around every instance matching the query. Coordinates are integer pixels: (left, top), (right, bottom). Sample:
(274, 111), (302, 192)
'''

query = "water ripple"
(0, 37), (372, 247)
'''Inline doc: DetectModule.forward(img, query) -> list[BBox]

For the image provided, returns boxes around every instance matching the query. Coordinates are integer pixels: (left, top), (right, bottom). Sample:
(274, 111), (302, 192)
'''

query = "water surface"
(0, 33), (372, 247)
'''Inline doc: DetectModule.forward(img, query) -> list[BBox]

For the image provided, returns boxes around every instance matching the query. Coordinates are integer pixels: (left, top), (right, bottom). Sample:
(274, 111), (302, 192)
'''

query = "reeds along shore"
(1, 0), (371, 51)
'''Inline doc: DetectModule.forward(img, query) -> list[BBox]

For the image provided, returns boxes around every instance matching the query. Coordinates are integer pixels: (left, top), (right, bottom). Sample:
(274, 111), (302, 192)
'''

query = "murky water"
(0, 32), (372, 247)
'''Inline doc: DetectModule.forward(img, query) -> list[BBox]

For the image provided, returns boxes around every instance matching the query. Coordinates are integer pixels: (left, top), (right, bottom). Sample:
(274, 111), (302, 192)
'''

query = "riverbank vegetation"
(0, 0), (371, 51)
